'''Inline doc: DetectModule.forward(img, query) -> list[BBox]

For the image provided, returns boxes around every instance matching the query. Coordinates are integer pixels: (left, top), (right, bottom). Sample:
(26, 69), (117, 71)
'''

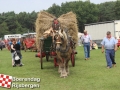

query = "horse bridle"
(54, 30), (70, 53)
(54, 31), (62, 44)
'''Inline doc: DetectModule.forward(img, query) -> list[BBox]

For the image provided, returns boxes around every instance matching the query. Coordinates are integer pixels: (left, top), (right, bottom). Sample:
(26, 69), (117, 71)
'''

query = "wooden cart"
(35, 36), (77, 69)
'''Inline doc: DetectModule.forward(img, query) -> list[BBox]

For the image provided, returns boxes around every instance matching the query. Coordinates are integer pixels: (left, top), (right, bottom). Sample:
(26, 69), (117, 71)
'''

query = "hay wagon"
(35, 11), (78, 72)
(35, 36), (77, 69)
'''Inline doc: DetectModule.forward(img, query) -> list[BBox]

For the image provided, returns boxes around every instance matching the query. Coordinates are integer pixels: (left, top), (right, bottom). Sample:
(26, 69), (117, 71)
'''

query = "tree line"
(0, 0), (120, 38)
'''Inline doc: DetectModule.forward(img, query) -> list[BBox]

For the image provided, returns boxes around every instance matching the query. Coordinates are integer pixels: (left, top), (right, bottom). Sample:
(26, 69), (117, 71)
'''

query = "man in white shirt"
(81, 30), (92, 60)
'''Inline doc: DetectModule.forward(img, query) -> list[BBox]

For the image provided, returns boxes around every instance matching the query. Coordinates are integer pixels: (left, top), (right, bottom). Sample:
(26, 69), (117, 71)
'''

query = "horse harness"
(54, 29), (71, 53)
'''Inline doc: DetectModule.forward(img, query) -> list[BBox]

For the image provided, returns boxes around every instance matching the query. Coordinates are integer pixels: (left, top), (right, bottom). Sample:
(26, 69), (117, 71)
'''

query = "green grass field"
(0, 47), (120, 90)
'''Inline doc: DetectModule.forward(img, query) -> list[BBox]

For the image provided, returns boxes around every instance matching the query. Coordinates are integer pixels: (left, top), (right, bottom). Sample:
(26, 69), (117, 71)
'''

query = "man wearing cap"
(81, 30), (92, 60)
(101, 31), (117, 69)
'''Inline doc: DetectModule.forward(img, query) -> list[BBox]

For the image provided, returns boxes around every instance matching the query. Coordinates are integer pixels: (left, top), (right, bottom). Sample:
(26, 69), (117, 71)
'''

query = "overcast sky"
(0, 0), (116, 14)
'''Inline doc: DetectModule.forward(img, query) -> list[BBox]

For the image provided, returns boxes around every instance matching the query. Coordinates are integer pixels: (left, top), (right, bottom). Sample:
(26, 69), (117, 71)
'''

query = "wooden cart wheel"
(40, 40), (43, 69)
(40, 53), (43, 69)
(71, 52), (75, 67)
(46, 51), (49, 61)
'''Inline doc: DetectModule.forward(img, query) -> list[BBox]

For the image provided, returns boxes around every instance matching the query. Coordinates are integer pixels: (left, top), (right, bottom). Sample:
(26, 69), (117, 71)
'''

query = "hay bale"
(35, 11), (78, 50)
(58, 12), (78, 45)
(35, 11), (56, 50)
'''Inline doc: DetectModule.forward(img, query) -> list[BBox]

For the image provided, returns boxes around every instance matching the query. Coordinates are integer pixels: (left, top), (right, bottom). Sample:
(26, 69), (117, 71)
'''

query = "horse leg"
(56, 52), (67, 77)
(56, 54), (62, 73)
(56, 53), (63, 75)
(58, 61), (62, 73)
(65, 59), (69, 75)
(66, 50), (72, 75)
(60, 60), (68, 78)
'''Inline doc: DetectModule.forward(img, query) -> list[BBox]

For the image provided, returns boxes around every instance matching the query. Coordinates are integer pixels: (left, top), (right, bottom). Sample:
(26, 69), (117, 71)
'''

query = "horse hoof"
(60, 76), (67, 78)
(64, 75), (68, 78)
(60, 74), (68, 78)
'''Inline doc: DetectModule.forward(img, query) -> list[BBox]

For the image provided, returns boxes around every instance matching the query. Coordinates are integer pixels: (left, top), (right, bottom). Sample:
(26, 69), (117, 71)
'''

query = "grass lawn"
(0, 46), (120, 90)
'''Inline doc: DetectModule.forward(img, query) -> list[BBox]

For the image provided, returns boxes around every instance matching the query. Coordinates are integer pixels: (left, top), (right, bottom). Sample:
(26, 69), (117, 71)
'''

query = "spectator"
(115, 37), (120, 49)
(10, 38), (16, 66)
(7, 39), (12, 50)
(14, 40), (23, 66)
(101, 31), (117, 69)
(81, 30), (92, 60)
(115, 37), (118, 43)
(0, 40), (3, 50)
(93, 42), (98, 50)
(16, 38), (21, 45)
(11, 38), (23, 67)
(2, 40), (5, 48)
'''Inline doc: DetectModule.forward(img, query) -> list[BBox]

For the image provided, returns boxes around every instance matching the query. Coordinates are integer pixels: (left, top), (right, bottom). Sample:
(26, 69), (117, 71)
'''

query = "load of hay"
(35, 11), (78, 50)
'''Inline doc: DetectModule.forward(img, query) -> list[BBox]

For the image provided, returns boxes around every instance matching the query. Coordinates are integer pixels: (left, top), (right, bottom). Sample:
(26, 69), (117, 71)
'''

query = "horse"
(53, 29), (72, 78)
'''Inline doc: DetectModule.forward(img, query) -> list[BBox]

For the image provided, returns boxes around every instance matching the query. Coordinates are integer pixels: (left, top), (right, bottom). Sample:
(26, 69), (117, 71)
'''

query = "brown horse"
(54, 29), (72, 78)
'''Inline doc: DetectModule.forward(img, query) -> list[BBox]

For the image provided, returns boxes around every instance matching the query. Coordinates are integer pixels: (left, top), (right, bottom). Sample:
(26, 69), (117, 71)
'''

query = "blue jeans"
(83, 42), (90, 58)
(105, 49), (115, 67)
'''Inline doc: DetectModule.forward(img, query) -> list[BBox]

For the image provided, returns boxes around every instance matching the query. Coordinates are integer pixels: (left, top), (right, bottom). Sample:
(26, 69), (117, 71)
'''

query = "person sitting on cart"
(43, 18), (60, 38)
(52, 18), (60, 31)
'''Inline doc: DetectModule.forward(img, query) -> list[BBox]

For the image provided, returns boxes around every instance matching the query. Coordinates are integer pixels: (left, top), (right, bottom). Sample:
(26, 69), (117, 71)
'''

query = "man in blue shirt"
(101, 31), (117, 69)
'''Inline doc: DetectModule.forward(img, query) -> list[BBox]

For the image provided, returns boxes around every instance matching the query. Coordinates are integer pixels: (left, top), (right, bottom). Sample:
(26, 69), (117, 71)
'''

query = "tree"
(115, 0), (120, 19)
(47, 3), (61, 17)
(97, 1), (116, 22)
(0, 22), (9, 37)
(0, 1), (119, 35)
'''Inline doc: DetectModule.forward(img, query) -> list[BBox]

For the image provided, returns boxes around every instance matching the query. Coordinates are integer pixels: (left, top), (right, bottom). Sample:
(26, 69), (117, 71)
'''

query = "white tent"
(4, 34), (21, 40)
(78, 32), (83, 39)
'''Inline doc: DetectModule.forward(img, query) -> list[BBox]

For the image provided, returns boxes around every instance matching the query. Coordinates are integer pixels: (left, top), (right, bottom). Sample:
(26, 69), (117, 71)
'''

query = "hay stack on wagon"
(35, 11), (78, 50)
(58, 12), (78, 45)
